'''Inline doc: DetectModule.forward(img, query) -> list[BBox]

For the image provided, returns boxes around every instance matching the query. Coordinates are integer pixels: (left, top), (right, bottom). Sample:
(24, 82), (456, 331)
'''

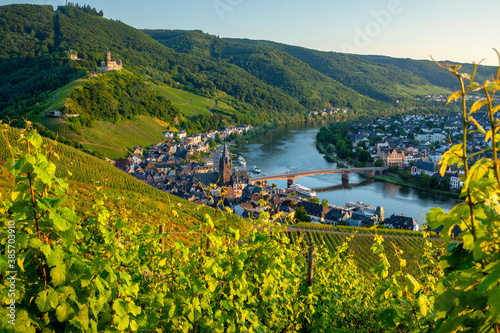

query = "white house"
(450, 173), (464, 189)
(417, 133), (446, 143)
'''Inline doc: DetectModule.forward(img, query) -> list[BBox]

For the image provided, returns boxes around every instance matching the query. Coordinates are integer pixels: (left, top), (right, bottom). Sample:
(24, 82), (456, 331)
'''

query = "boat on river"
(249, 165), (261, 173)
(238, 156), (246, 166)
(289, 184), (317, 198)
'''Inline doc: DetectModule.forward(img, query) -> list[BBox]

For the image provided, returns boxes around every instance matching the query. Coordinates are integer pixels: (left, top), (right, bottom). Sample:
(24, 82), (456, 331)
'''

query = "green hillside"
(45, 77), (89, 114)
(358, 54), (498, 91)
(40, 114), (171, 159)
(150, 84), (223, 118)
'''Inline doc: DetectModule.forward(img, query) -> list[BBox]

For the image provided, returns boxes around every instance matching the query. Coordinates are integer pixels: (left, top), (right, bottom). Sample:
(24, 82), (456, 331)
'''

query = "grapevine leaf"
(204, 214), (214, 229)
(130, 320), (139, 331)
(405, 274), (421, 294)
(418, 294), (428, 317)
(478, 261), (500, 292)
(115, 314), (129, 331)
(468, 116), (486, 135)
(164, 298), (176, 319)
(56, 302), (76, 323)
(158, 258), (167, 267)
(49, 209), (72, 232)
(70, 305), (90, 330)
(469, 98), (488, 115)
(50, 264), (66, 287)
(112, 299), (126, 317)
(487, 286), (500, 322)
(447, 91), (462, 104)
(126, 301), (141, 316)
(35, 289), (59, 312)
(25, 130), (43, 149)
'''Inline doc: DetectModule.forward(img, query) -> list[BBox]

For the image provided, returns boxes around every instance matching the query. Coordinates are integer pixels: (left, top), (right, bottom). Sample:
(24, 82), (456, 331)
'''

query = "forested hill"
(1, 4), (496, 133)
(358, 54), (497, 91)
(146, 30), (498, 101)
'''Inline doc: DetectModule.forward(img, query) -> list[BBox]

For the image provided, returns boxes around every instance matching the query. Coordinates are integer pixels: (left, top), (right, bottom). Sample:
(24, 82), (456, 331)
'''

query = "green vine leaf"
(35, 289), (59, 313)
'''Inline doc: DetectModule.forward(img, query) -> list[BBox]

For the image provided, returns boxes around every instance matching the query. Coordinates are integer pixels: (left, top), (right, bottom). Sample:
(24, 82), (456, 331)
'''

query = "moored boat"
(291, 184), (317, 198)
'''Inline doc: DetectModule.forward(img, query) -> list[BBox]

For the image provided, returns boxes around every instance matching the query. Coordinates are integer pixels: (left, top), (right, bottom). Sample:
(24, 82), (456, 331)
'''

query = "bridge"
(248, 167), (388, 187)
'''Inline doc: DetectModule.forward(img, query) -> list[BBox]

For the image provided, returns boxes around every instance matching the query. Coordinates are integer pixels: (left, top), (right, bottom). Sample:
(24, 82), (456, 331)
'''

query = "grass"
(49, 77), (89, 112)
(395, 83), (452, 97)
(371, 175), (460, 198)
(80, 116), (170, 159)
(149, 84), (235, 118)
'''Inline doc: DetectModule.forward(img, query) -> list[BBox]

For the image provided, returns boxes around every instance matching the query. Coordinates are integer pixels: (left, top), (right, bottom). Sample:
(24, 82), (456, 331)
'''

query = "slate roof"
(296, 201), (329, 218)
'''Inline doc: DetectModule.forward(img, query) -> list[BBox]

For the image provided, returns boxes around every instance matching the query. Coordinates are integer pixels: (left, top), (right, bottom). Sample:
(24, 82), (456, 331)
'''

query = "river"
(235, 120), (459, 226)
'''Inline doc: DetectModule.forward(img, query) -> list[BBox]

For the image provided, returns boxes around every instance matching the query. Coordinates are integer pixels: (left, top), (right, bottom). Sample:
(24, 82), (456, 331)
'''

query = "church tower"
(219, 143), (232, 184)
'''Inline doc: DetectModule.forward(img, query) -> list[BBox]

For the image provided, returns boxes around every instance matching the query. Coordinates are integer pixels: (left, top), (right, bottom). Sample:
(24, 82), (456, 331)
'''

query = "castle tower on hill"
(219, 143), (232, 184)
(97, 50), (122, 72)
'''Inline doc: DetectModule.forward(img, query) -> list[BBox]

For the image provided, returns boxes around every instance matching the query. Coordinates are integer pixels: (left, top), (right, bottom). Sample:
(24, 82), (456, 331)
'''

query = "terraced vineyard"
(286, 228), (446, 276)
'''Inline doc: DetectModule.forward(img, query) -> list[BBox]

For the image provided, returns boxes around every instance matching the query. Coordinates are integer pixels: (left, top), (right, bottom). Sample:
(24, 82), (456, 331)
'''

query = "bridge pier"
(287, 178), (295, 188)
(341, 173), (349, 183)
(366, 170), (374, 177)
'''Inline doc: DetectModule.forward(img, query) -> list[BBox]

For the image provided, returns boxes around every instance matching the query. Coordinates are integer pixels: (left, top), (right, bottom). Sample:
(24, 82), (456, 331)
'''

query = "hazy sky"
(2, 0), (500, 65)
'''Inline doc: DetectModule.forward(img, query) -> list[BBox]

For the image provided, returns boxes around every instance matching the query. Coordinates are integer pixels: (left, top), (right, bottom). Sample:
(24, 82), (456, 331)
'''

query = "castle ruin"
(97, 51), (122, 72)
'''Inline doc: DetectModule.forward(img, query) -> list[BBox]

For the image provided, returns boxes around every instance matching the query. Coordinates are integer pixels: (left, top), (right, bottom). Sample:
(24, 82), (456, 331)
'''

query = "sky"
(2, 0), (500, 65)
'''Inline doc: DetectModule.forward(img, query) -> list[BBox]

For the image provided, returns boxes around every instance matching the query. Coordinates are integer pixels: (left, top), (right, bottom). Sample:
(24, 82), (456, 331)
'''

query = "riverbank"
(316, 142), (348, 168)
(370, 174), (461, 198)
(235, 113), (344, 146)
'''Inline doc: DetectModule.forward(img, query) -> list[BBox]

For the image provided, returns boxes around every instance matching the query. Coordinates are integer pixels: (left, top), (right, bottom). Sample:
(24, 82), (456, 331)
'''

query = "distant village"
(344, 111), (495, 191)
(111, 122), (424, 231)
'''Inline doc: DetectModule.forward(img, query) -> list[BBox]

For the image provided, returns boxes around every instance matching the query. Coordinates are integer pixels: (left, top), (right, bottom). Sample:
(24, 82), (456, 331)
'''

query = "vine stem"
(484, 88), (500, 189)
(458, 76), (476, 241)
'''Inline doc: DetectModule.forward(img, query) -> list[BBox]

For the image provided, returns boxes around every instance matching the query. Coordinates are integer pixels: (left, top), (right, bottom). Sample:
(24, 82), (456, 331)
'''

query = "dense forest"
(66, 71), (179, 125)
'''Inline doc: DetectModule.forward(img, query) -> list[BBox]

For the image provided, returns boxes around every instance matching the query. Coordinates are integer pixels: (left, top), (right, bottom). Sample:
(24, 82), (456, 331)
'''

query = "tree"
(419, 174), (431, 188)
(440, 177), (450, 191)
(374, 159), (384, 167)
(209, 140), (216, 149)
(430, 175), (440, 188)
(388, 165), (400, 174)
(358, 150), (371, 163)
(335, 139), (347, 150)
(215, 133), (221, 143)
(321, 199), (329, 208)
(294, 206), (311, 222)
(400, 169), (411, 181)
(310, 197), (320, 204)
(338, 148), (350, 159)
(326, 143), (336, 155)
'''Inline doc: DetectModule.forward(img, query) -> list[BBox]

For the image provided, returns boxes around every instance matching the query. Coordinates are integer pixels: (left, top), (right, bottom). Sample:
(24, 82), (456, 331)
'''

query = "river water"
(235, 120), (459, 226)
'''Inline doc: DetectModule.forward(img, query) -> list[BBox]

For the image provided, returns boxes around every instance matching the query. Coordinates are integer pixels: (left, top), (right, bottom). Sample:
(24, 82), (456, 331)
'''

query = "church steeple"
(219, 143), (232, 184)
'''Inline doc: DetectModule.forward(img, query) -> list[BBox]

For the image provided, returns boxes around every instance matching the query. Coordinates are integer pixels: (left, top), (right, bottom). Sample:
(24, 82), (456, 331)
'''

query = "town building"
(219, 143), (232, 185)
(411, 160), (439, 176)
(383, 214), (419, 231)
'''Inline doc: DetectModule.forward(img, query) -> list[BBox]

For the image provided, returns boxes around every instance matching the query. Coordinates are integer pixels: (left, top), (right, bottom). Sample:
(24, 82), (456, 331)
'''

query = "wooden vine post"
(159, 225), (166, 254)
(307, 242), (315, 287)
